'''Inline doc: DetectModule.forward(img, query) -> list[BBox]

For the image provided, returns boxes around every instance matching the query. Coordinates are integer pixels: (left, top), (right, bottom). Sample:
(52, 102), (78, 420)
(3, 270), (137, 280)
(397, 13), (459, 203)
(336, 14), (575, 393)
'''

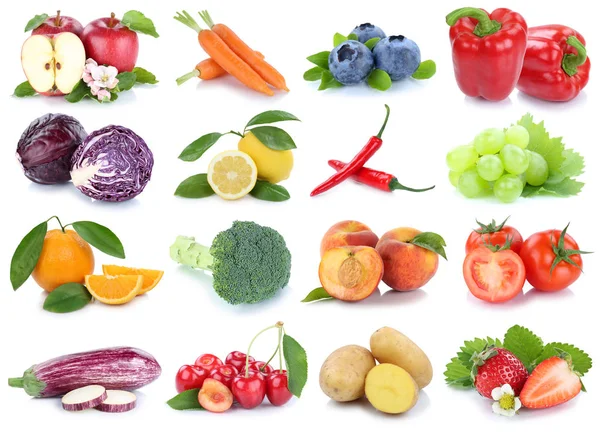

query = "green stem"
(245, 322), (283, 378)
(176, 70), (200, 86)
(228, 130), (244, 138)
(389, 178), (435, 192)
(263, 343), (280, 371)
(169, 236), (214, 271)
(278, 327), (284, 373)
(173, 10), (203, 33)
(198, 10), (215, 28)
(8, 378), (24, 388)
(376, 104), (391, 139)
(562, 36), (587, 77)
(47, 216), (65, 232)
(446, 7), (501, 37)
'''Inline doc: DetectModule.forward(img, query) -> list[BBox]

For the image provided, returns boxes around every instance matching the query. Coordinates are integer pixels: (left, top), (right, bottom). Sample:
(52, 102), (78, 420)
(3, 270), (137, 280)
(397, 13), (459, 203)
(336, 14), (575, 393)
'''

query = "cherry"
(231, 370), (266, 409)
(195, 353), (223, 372)
(226, 351), (255, 373)
(249, 361), (274, 375)
(266, 370), (293, 406)
(175, 365), (208, 393)
(209, 364), (239, 390)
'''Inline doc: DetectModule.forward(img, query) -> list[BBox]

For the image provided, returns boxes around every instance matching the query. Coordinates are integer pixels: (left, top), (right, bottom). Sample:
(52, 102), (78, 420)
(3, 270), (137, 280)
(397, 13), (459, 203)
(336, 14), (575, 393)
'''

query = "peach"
(320, 220), (379, 257)
(198, 378), (233, 413)
(319, 246), (383, 301)
(376, 228), (439, 291)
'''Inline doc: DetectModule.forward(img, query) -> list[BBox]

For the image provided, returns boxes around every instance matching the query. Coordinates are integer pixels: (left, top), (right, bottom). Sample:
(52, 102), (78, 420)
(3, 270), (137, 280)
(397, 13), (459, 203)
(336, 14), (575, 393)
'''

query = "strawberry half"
(472, 347), (529, 399)
(520, 356), (582, 409)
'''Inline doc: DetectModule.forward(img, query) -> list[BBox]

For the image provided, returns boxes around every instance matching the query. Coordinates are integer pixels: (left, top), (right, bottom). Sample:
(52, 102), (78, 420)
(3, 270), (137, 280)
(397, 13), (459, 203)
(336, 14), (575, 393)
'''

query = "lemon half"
(207, 150), (258, 200)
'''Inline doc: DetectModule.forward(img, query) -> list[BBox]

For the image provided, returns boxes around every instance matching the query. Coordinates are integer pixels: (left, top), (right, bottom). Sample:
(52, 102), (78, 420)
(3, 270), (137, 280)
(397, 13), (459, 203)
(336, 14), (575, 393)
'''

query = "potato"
(319, 345), (376, 402)
(370, 327), (432, 389)
(365, 364), (419, 414)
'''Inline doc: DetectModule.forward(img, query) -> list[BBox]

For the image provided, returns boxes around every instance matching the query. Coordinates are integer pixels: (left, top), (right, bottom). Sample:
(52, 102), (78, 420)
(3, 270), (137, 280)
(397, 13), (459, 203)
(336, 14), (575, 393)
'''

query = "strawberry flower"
(491, 384), (521, 417)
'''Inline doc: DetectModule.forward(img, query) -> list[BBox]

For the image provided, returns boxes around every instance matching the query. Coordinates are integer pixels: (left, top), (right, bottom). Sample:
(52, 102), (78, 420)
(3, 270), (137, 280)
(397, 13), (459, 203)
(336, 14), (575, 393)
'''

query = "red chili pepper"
(328, 160), (435, 193)
(310, 105), (390, 197)
(517, 25), (590, 102)
(446, 7), (528, 101)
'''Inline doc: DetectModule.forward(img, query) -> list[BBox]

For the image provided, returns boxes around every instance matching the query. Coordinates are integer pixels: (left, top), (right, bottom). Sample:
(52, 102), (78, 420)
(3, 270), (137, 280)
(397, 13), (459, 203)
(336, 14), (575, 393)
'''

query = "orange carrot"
(199, 11), (289, 91)
(176, 52), (265, 85)
(174, 11), (273, 96)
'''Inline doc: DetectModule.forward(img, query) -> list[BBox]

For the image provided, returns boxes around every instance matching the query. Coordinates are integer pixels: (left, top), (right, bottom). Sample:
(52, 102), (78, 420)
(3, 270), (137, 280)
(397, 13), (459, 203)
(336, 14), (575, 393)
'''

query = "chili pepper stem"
(446, 7), (501, 37)
(245, 322), (284, 378)
(176, 70), (200, 85)
(376, 104), (391, 139)
(563, 36), (587, 77)
(389, 178), (435, 192)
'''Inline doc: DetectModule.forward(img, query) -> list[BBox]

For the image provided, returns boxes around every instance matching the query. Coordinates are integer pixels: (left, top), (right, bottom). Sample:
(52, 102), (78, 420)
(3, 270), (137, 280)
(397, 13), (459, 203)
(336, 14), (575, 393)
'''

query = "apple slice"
(21, 32), (85, 95)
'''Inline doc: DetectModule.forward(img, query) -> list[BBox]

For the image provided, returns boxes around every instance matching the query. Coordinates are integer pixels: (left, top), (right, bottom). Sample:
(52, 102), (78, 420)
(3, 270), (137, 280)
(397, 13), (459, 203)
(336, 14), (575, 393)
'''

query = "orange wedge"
(85, 275), (143, 305)
(102, 265), (164, 295)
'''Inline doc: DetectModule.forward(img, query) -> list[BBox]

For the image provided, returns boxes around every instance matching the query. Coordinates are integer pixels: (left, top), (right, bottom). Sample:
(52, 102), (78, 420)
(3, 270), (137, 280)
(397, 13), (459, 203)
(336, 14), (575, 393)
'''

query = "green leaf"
(503, 325), (544, 372)
(410, 232), (447, 260)
(249, 126), (297, 150)
(307, 51), (330, 69)
(412, 60), (437, 80)
(71, 221), (125, 259)
(116, 72), (137, 92)
(166, 389), (204, 410)
(304, 66), (324, 81)
(319, 70), (343, 91)
(364, 37), (381, 50)
(456, 337), (502, 368)
(347, 33), (358, 41)
(535, 343), (592, 376)
(444, 357), (473, 387)
(560, 148), (585, 178)
(174, 174), (215, 199)
(333, 32), (348, 46)
(283, 335), (308, 397)
(10, 221), (47, 290)
(14, 81), (37, 97)
(367, 69), (392, 91)
(245, 110), (300, 129)
(250, 180), (290, 202)
(132, 67), (159, 84)
(24, 13), (48, 32)
(178, 133), (224, 161)
(517, 114), (565, 172)
(541, 178), (584, 196)
(301, 287), (333, 303)
(43, 283), (92, 313)
(121, 10), (159, 37)
(521, 184), (542, 197)
(64, 80), (92, 103)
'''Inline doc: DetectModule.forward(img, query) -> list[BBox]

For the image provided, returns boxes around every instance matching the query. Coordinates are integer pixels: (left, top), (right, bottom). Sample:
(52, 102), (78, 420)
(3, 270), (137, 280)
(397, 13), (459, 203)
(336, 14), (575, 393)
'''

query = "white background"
(0, 0), (598, 430)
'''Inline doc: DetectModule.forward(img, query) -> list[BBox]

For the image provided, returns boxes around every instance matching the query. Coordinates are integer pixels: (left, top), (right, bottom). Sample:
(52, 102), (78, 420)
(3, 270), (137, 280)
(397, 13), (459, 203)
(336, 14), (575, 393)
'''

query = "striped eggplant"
(8, 347), (161, 398)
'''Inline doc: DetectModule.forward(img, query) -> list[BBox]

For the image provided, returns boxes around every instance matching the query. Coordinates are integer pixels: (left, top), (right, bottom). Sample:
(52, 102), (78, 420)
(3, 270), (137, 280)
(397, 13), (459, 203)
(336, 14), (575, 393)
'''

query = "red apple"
(81, 13), (138, 72)
(32, 11), (83, 36)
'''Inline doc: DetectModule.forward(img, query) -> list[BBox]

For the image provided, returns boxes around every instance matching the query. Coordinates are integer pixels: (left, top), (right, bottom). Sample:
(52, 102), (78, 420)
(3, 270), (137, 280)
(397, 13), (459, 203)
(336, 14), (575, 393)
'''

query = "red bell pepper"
(517, 25), (591, 102)
(446, 7), (528, 101)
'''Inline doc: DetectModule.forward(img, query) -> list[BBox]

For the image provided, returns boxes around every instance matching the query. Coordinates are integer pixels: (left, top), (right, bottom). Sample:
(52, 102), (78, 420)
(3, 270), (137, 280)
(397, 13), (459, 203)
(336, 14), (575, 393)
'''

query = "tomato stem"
(549, 224), (592, 275)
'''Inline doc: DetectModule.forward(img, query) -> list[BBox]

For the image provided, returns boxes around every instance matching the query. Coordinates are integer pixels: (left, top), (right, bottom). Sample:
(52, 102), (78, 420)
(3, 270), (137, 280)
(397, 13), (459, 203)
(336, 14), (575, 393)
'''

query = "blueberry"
(373, 36), (421, 81)
(328, 41), (374, 85)
(350, 23), (386, 43)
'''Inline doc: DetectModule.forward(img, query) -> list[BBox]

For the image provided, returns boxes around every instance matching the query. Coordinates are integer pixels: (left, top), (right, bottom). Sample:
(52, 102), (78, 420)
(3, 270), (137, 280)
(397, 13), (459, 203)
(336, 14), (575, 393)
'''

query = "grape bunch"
(446, 125), (549, 203)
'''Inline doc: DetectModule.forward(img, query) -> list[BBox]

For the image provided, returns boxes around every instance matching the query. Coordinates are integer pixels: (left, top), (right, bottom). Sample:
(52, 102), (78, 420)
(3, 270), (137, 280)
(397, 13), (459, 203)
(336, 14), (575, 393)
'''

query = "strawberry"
(520, 356), (582, 409)
(472, 347), (528, 399)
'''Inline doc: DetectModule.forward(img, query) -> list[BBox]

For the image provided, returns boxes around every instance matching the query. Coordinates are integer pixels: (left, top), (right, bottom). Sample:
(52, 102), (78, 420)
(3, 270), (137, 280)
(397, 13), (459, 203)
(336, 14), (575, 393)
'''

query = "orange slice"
(85, 275), (143, 305)
(102, 265), (164, 295)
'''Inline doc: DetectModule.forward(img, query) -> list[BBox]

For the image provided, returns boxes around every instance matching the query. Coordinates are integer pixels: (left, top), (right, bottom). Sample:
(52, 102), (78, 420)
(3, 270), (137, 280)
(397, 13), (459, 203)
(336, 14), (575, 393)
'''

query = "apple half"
(21, 32), (85, 95)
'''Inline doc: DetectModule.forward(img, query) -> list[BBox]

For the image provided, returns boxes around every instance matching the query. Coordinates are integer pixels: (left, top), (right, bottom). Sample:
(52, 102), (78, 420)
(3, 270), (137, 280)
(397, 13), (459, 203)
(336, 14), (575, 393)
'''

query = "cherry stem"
(278, 327), (283, 373)
(109, 12), (116, 28)
(55, 10), (61, 26)
(245, 322), (284, 378)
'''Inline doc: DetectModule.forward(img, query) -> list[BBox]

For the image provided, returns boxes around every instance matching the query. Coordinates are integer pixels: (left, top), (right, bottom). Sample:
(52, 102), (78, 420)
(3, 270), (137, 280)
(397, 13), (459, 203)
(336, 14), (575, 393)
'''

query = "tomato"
(466, 218), (523, 254)
(463, 246), (526, 303)
(520, 226), (586, 292)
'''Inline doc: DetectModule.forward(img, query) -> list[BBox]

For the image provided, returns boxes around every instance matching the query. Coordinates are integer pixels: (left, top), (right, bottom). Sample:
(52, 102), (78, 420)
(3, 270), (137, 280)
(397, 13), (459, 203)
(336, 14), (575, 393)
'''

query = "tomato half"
(463, 247), (526, 303)
(520, 228), (584, 292)
(465, 219), (523, 254)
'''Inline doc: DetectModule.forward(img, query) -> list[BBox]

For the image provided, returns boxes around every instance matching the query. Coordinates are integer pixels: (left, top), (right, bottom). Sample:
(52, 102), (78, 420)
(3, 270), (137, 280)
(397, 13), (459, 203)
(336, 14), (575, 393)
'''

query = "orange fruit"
(85, 275), (143, 305)
(32, 229), (95, 293)
(102, 265), (164, 295)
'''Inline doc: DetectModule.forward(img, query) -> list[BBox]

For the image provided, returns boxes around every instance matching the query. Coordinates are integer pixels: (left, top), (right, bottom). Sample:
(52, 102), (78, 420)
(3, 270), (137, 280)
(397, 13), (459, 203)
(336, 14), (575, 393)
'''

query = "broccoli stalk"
(170, 236), (214, 270)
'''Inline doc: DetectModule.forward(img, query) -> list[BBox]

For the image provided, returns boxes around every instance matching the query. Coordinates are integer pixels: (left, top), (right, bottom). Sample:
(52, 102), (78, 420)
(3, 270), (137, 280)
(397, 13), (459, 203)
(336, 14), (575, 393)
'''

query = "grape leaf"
(535, 343), (592, 376)
(541, 178), (584, 196)
(517, 114), (565, 172)
(503, 325), (544, 372)
(560, 148), (585, 178)
(444, 357), (473, 387)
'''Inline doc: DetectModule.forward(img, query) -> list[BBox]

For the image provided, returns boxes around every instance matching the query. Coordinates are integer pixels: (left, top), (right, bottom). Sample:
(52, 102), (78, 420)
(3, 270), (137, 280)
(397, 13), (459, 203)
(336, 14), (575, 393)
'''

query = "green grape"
(474, 128), (505, 155)
(446, 145), (478, 172)
(499, 144), (529, 175)
(458, 169), (490, 198)
(505, 125), (529, 149)
(494, 174), (524, 203)
(449, 170), (461, 187)
(476, 155), (504, 181)
(524, 150), (549, 186)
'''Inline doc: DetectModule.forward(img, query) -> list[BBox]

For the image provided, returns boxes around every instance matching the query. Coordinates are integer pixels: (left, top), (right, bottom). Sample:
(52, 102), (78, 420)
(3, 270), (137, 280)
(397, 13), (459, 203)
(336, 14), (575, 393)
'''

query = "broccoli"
(170, 221), (292, 305)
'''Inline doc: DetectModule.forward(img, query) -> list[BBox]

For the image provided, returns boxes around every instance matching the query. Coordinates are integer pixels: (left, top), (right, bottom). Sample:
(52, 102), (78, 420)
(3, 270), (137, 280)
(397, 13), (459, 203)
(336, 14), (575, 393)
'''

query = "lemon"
(238, 131), (294, 183)
(207, 150), (257, 200)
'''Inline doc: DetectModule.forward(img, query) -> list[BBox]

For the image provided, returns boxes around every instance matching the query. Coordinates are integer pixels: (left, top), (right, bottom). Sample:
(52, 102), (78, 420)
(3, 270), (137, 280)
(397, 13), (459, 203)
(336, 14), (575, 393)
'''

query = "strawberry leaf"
(503, 325), (544, 372)
(444, 357), (473, 387)
(456, 337), (503, 368)
(535, 343), (592, 376)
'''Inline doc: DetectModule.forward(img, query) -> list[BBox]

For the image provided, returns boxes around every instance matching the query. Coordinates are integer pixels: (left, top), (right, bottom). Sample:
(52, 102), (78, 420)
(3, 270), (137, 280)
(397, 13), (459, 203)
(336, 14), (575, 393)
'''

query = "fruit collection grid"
(8, 3), (594, 422)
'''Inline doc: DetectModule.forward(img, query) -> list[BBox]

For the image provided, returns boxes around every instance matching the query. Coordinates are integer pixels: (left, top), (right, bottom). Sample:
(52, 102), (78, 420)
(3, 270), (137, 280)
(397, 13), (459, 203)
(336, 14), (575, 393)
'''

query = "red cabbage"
(16, 114), (87, 185)
(70, 125), (153, 202)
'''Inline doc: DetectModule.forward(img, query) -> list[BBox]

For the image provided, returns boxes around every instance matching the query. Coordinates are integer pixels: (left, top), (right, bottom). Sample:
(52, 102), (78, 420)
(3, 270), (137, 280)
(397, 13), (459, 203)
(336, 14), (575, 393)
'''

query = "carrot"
(199, 11), (289, 91)
(173, 11), (273, 96)
(176, 52), (265, 86)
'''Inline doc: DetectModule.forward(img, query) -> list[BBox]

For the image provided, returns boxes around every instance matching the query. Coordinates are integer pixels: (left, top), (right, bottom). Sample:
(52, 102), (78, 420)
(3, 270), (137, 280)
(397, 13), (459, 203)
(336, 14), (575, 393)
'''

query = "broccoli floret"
(170, 221), (291, 305)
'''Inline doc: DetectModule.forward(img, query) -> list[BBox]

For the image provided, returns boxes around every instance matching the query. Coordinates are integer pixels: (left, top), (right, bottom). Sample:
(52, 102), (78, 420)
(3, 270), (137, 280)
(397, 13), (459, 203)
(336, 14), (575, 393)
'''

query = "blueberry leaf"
(304, 67), (324, 81)
(347, 33), (359, 41)
(412, 60), (437, 80)
(307, 51), (330, 69)
(318, 71), (343, 91)
(368, 69), (392, 91)
(333, 33), (348, 46)
(364, 37), (381, 50)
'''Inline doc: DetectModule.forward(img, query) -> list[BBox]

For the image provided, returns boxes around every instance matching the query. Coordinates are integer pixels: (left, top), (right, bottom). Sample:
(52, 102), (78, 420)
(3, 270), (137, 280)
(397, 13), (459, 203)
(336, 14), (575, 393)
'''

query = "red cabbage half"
(16, 114), (87, 185)
(70, 125), (154, 202)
